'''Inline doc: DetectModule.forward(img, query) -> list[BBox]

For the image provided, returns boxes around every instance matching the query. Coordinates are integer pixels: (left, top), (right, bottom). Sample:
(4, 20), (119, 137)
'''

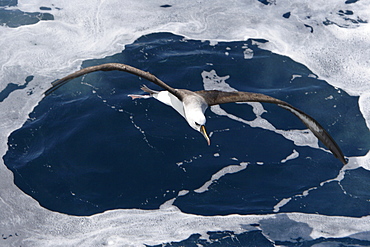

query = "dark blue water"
(4, 32), (370, 245)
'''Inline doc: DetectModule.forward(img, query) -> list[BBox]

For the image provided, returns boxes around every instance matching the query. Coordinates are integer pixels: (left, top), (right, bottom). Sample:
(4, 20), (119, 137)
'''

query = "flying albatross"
(44, 63), (347, 165)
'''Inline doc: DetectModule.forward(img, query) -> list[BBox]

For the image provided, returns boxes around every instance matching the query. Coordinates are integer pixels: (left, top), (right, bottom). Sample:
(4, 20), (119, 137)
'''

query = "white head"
(183, 97), (210, 145)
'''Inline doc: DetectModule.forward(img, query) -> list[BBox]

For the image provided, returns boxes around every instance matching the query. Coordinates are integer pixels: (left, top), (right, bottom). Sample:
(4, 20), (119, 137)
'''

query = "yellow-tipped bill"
(200, 125), (210, 145)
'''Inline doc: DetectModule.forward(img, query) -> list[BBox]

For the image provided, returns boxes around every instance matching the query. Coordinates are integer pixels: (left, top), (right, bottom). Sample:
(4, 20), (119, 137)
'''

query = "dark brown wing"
(197, 90), (347, 165)
(44, 63), (182, 100)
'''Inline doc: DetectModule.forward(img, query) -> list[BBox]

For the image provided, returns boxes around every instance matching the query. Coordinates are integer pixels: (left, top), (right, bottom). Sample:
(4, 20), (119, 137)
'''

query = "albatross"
(44, 63), (347, 165)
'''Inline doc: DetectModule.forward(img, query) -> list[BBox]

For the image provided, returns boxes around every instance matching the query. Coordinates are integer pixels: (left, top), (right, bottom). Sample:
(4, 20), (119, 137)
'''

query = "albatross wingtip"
(340, 156), (349, 166)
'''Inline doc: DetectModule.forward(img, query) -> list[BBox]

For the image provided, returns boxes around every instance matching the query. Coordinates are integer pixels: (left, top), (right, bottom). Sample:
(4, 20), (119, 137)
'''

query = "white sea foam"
(281, 149), (299, 163)
(1, 0), (370, 246)
(273, 198), (292, 213)
(194, 162), (249, 193)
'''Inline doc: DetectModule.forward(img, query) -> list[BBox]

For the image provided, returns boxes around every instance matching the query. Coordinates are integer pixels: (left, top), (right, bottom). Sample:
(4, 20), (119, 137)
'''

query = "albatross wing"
(196, 90), (347, 165)
(44, 63), (182, 100)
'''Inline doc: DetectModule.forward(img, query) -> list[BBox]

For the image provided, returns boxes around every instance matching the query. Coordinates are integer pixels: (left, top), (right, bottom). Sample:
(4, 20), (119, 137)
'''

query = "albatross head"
(186, 111), (210, 146)
(183, 96), (210, 145)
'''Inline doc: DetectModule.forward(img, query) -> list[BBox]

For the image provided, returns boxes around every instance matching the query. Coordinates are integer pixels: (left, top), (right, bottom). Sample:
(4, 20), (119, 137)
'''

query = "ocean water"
(1, 0), (370, 246)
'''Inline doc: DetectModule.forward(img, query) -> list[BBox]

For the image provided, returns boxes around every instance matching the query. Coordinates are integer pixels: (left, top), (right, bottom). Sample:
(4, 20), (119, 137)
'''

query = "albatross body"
(130, 85), (210, 144)
(44, 63), (347, 165)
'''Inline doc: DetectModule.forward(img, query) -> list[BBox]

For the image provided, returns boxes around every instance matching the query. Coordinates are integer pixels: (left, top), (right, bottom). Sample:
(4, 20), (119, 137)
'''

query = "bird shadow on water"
(3, 32), (370, 216)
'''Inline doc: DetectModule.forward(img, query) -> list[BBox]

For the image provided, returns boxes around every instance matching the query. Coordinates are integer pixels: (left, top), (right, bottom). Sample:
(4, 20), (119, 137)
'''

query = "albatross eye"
(195, 122), (201, 127)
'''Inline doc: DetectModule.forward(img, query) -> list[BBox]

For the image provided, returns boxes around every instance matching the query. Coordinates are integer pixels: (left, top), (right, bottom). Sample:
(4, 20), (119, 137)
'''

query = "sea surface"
(1, 0), (370, 246)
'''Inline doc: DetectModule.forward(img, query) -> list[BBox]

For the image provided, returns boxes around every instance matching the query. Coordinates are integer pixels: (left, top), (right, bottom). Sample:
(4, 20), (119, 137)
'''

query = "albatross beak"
(200, 125), (211, 146)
